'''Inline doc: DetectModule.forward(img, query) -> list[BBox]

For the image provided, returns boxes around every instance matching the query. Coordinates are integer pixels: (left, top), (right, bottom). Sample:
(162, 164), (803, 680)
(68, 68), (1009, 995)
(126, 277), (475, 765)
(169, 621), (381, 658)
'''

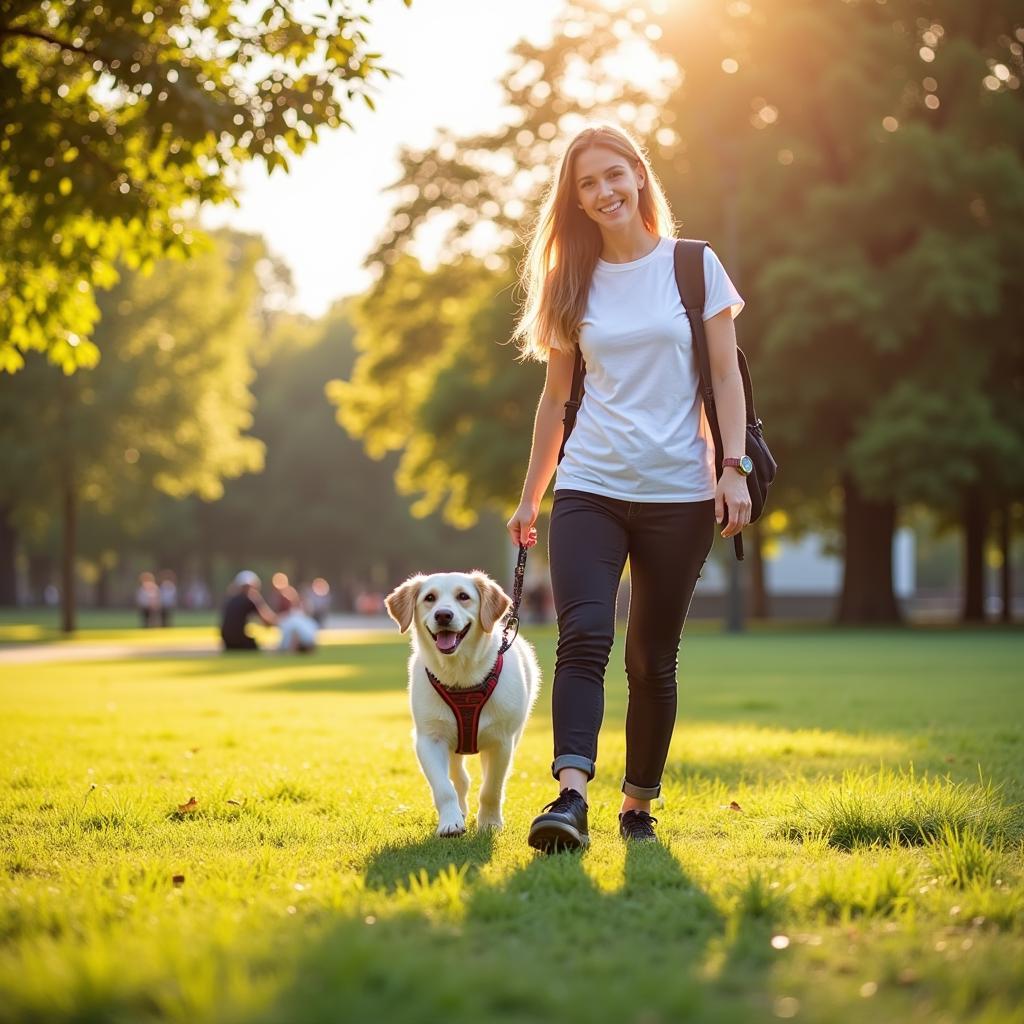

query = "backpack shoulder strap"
(673, 238), (745, 561)
(557, 342), (586, 464)
(673, 238), (714, 411)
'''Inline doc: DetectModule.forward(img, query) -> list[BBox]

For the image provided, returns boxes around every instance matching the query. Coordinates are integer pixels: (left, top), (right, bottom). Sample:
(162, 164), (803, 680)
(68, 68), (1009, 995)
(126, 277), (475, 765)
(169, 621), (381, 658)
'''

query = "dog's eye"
(457, 593), (470, 601)
(423, 594), (436, 603)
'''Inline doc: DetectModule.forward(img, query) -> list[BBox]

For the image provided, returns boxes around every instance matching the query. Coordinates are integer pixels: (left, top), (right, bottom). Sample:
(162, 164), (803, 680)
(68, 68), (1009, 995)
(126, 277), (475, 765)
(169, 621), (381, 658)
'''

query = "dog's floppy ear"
(384, 575), (426, 633)
(471, 572), (512, 633)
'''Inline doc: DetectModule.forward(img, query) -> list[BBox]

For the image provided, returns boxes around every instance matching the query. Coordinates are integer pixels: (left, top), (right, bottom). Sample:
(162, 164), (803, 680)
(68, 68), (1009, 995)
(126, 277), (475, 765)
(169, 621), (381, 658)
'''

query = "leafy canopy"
(0, 0), (409, 372)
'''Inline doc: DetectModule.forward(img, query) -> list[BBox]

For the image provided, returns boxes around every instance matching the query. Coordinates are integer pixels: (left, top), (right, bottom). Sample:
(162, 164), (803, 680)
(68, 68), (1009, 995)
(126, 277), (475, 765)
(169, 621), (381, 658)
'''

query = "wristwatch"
(723, 455), (754, 476)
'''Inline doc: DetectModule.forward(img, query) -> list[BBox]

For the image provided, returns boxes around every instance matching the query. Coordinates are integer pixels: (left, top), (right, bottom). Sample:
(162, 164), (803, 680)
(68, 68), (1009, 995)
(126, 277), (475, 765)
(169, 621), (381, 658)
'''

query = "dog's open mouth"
(429, 622), (471, 655)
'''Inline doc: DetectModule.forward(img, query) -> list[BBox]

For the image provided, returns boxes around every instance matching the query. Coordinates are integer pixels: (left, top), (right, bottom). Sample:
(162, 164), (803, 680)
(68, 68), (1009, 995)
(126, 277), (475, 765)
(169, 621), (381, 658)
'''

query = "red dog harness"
(425, 653), (503, 755)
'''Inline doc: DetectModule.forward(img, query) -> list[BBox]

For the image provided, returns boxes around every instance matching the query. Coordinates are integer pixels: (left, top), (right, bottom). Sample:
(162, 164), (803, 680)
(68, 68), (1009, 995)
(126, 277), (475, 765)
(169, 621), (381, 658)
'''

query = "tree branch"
(0, 26), (90, 53)
(0, 25), (115, 67)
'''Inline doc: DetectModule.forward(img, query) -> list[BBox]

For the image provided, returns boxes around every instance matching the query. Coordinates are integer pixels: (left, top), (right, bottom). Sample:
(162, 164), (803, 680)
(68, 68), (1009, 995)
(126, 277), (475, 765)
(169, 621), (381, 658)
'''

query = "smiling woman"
(507, 122), (749, 852)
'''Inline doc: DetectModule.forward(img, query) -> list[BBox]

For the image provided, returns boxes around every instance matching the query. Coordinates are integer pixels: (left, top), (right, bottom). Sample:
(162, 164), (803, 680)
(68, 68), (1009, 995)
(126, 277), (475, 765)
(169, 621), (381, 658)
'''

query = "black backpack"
(557, 238), (777, 561)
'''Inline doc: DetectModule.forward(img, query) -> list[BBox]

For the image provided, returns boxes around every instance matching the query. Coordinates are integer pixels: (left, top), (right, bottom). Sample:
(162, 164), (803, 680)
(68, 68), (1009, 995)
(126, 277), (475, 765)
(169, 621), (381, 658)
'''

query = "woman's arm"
(507, 346), (575, 547)
(252, 593), (279, 626)
(705, 308), (751, 538)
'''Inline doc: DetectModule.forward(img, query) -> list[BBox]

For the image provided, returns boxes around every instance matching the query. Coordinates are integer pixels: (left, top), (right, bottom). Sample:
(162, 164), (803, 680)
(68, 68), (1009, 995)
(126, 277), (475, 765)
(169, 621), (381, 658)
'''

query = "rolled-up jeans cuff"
(622, 778), (661, 799)
(552, 754), (596, 781)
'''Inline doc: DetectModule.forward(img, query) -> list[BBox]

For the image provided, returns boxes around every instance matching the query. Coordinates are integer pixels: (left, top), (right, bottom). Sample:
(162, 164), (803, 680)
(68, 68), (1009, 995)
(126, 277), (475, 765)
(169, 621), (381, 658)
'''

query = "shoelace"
(541, 788), (588, 814)
(620, 809), (658, 839)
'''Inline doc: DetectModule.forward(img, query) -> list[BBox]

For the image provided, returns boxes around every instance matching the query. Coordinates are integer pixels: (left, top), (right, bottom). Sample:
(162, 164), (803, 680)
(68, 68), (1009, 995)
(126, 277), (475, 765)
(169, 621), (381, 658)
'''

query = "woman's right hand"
(507, 499), (539, 548)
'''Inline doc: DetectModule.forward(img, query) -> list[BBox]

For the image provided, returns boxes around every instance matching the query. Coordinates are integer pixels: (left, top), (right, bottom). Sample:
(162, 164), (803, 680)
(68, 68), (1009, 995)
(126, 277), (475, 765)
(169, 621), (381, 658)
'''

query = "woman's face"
(573, 144), (645, 230)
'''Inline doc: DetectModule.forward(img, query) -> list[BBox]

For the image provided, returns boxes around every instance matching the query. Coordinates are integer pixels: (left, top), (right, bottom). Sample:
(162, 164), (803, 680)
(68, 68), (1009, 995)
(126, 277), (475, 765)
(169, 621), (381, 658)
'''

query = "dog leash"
(498, 544), (528, 655)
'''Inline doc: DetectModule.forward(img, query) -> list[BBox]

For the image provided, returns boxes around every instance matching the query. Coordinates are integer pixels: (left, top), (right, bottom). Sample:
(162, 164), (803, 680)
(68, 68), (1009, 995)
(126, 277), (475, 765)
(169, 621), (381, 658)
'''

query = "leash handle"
(498, 544), (528, 654)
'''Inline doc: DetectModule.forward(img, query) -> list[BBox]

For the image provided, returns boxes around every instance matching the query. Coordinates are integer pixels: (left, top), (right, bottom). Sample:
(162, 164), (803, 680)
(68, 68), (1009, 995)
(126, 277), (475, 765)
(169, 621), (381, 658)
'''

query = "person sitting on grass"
(276, 586), (319, 654)
(220, 571), (277, 651)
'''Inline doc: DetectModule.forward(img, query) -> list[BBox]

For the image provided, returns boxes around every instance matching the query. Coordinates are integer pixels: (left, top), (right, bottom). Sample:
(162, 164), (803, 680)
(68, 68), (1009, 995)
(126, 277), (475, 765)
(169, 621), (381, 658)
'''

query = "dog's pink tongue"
(435, 631), (460, 653)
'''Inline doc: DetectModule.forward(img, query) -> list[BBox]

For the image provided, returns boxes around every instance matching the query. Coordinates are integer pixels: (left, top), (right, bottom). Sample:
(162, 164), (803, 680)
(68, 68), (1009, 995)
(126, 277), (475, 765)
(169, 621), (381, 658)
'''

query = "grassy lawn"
(1, 620), (1022, 1023)
(0, 609), (224, 646)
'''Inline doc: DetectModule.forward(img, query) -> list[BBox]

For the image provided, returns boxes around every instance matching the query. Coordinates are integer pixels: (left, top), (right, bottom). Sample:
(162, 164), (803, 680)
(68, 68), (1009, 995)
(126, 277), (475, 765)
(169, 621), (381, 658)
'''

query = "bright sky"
(201, 1), (560, 317)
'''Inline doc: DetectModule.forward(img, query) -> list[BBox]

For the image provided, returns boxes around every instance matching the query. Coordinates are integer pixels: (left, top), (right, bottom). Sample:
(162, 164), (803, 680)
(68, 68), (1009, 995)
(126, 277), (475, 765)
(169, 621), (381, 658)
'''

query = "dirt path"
(0, 616), (394, 664)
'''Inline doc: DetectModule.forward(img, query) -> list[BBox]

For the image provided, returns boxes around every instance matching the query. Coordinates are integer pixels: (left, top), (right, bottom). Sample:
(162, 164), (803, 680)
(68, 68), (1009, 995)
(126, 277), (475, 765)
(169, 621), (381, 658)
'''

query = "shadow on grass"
(258, 841), (780, 1024)
(364, 830), (498, 893)
(165, 646), (408, 693)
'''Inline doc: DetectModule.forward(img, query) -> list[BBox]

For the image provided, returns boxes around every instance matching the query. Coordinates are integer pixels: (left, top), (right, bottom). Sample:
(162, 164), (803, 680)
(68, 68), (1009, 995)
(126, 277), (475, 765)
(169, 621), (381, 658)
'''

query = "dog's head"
(384, 571), (512, 656)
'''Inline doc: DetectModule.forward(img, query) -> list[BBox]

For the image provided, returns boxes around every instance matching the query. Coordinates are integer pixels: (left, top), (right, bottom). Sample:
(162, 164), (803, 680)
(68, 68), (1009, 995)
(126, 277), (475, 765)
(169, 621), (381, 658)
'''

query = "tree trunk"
(961, 486), (987, 623)
(837, 475), (902, 624)
(747, 524), (769, 619)
(0, 505), (17, 606)
(60, 463), (77, 634)
(59, 377), (77, 634)
(999, 502), (1012, 624)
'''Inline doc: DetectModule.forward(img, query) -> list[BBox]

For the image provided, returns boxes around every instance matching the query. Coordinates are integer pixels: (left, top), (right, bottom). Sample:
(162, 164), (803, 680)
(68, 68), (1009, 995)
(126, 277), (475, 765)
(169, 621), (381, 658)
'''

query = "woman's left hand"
(715, 470), (752, 538)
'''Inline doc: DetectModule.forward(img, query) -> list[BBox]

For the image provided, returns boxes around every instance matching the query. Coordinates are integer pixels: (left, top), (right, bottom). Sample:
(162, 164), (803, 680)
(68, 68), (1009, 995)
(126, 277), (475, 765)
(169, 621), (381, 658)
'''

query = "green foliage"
(342, 0), (1024, 545)
(0, 0), (402, 371)
(198, 302), (505, 582)
(340, 1), (659, 523)
(657, 0), (1024, 511)
(330, 255), (543, 523)
(0, 230), (266, 549)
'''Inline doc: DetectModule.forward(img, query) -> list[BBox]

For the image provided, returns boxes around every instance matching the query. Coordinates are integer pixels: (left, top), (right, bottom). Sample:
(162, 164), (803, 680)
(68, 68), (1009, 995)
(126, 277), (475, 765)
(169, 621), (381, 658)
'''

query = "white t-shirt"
(554, 237), (744, 502)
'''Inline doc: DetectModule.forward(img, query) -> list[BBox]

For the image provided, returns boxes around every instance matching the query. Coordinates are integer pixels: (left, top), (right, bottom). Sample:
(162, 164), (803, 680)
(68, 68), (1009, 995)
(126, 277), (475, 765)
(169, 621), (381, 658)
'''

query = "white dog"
(385, 570), (540, 837)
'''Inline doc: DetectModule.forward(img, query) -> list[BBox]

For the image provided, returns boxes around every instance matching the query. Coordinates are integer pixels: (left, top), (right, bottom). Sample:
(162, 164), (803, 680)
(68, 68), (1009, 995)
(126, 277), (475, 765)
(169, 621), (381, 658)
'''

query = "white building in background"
(698, 529), (916, 598)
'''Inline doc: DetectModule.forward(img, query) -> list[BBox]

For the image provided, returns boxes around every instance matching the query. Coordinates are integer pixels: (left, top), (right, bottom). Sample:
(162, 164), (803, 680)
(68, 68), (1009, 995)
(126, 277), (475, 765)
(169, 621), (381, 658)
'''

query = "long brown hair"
(512, 124), (676, 362)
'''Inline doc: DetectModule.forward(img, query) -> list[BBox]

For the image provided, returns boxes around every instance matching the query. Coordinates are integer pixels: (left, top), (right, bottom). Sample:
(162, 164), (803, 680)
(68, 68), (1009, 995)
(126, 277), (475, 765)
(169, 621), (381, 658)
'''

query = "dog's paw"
(477, 806), (503, 831)
(436, 814), (466, 838)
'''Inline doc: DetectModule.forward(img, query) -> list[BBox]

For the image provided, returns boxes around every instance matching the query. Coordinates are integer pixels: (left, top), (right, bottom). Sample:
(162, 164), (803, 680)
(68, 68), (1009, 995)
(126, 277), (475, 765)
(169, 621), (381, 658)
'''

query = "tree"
(169, 302), (505, 595)
(337, 1), (666, 523)
(0, 231), (266, 630)
(654, 0), (1024, 622)
(329, 254), (544, 526)
(0, 0), (408, 372)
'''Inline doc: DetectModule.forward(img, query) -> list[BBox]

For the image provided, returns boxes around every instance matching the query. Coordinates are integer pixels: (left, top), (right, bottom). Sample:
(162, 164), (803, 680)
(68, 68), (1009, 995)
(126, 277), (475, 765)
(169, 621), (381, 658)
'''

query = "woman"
(506, 124), (750, 851)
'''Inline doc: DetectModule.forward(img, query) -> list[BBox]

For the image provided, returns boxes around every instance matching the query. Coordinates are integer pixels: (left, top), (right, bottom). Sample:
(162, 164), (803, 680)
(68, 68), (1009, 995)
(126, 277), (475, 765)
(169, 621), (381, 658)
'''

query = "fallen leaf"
(177, 796), (198, 813)
(172, 874), (185, 887)
(226, 799), (241, 806)
(728, 800), (743, 812)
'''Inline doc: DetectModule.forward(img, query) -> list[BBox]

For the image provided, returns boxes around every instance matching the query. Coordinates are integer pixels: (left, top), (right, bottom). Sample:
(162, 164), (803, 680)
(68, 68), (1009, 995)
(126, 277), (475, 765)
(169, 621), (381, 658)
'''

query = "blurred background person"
(309, 577), (332, 626)
(277, 585), (319, 653)
(136, 572), (159, 628)
(269, 571), (292, 615)
(158, 570), (177, 627)
(185, 577), (211, 610)
(220, 571), (277, 651)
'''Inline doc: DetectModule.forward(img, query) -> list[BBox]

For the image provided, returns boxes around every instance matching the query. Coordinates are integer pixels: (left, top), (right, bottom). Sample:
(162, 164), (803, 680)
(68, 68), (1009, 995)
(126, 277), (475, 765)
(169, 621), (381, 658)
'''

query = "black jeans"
(548, 488), (715, 799)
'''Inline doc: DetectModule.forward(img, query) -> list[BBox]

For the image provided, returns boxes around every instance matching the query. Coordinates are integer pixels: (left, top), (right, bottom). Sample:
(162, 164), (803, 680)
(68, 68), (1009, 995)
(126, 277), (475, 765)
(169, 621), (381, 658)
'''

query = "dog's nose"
(433, 609), (453, 627)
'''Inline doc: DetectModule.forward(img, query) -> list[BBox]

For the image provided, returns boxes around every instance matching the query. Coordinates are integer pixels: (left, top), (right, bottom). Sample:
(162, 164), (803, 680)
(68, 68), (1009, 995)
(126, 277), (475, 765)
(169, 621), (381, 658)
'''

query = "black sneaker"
(618, 809), (658, 842)
(528, 788), (590, 852)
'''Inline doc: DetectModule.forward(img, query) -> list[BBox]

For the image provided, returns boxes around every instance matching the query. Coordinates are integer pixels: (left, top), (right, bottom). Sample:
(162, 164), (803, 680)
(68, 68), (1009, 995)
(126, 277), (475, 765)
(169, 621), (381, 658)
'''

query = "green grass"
(0, 608), (222, 645)
(1, 620), (1022, 1023)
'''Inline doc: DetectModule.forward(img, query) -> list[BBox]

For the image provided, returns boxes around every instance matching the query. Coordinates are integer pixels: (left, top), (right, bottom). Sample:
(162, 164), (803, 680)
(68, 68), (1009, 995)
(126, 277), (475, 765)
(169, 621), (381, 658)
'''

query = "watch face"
(740, 455), (754, 475)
